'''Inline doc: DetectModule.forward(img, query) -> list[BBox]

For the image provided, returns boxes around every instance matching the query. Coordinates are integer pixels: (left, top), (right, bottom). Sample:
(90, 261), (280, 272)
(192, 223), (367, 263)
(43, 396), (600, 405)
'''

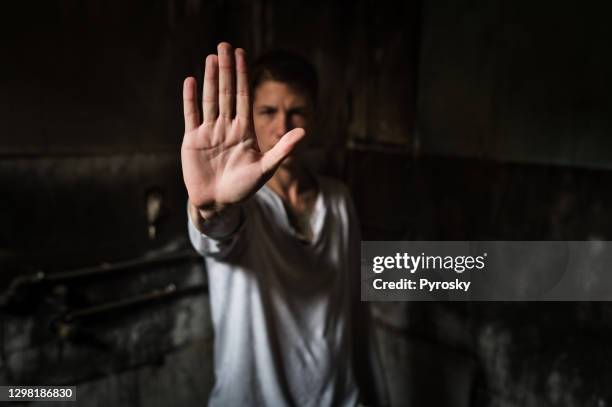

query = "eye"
(289, 108), (307, 117)
(257, 107), (277, 116)
(288, 108), (308, 121)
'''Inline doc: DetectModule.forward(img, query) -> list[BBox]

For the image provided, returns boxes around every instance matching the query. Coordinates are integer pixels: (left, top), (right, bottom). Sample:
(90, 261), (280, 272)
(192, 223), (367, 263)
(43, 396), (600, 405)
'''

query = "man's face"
(252, 80), (312, 162)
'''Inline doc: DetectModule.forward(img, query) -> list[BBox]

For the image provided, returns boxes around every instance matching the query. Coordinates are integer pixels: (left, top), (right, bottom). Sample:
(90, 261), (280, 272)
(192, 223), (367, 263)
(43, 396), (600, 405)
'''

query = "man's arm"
(187, 199), (245, 259)
(188, 199), (242, 239)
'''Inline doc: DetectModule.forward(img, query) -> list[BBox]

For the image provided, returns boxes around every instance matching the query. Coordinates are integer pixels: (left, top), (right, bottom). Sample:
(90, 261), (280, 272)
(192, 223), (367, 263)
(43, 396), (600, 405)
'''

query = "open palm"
(181, 43), (305, 214)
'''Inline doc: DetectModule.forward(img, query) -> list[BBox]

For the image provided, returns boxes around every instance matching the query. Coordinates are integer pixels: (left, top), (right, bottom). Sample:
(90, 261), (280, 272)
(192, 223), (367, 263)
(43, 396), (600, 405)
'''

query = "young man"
(181, 42), (387, 406)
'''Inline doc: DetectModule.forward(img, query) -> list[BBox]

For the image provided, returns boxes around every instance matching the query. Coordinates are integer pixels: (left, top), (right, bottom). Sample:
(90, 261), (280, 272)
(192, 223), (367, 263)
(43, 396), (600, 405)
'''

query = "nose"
(274, 113), (292, 136)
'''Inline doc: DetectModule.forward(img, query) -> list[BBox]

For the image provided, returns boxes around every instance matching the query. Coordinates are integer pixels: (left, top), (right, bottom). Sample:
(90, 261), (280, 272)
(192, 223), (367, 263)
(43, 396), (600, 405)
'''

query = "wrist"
(188, 200), (241, 237)
(198, 205), (228, 222)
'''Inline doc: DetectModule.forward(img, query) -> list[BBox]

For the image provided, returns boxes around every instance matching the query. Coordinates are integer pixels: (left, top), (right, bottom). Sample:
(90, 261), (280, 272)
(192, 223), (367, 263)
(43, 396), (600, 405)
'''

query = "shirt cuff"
(187, 203), (245, 257)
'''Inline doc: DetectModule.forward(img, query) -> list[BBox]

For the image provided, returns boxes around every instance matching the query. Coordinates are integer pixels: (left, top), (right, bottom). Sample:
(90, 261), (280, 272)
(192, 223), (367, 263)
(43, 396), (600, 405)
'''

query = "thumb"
(260, 128), (306, 175)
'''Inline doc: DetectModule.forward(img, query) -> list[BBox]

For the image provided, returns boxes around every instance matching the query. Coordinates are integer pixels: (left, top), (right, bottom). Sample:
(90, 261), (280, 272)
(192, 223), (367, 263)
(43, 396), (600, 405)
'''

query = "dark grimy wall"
(418, 1), (612, 168)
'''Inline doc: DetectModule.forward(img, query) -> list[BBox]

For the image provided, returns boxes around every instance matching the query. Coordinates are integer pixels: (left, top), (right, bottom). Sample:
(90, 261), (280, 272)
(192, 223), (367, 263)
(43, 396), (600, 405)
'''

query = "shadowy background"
(2, 1), (612, 406)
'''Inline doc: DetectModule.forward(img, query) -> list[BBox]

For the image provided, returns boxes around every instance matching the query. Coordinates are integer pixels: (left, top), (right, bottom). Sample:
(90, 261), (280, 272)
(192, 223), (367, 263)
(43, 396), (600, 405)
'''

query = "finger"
(182, 77), (200, 132)
(235, 48), (250, 123)
(217, 42), (235, 119)
(260, 128), (306, 174)
(202, 54), (219, 123)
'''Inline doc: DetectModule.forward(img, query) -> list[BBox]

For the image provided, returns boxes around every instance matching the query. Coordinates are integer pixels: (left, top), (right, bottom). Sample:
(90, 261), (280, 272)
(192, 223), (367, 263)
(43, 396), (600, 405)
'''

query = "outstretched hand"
(181, 42), (305, 219)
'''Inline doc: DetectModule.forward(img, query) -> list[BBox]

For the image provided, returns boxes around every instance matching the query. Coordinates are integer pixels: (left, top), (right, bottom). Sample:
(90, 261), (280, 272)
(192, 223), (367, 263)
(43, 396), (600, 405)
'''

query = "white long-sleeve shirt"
(188, 176), (362, 407)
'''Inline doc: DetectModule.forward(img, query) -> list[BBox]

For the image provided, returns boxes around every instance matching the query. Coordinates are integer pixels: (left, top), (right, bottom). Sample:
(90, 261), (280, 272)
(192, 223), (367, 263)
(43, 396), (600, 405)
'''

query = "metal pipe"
(37, 250), (202, 283)
(61, 282), (207, 322)
(0, 250), (203, 308)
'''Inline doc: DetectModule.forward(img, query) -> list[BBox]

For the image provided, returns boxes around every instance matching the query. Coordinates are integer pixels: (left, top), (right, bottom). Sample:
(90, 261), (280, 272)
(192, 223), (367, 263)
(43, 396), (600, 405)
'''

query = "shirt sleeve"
(187, 203), (246, 260)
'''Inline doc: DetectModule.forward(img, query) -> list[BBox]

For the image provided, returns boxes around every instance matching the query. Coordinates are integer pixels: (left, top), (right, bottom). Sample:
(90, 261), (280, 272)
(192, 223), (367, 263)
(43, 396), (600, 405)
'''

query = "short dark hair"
(250, 50), (318, 105)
